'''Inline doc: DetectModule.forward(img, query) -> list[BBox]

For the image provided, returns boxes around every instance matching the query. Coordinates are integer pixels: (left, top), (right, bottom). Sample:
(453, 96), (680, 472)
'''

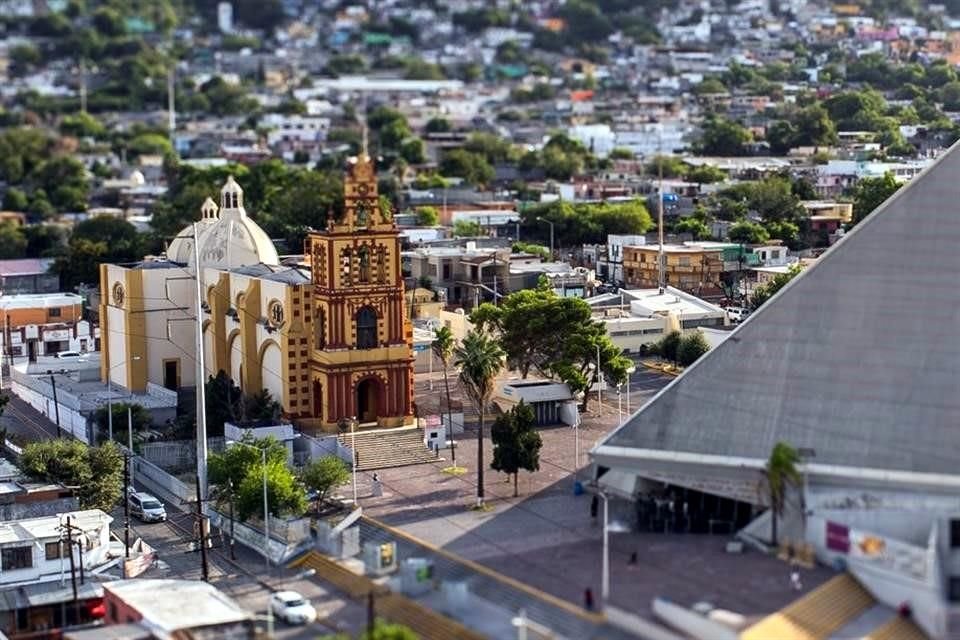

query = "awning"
(597, 469), (638, 500)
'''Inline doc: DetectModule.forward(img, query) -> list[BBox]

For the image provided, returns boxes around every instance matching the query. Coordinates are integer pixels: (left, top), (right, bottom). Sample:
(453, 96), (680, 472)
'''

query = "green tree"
(415, 206), (439, 226)
(454, 330), (505, 508)
(208, 433), (300, 519)
(31, 157), (89, 212)
(657, 330), (682, 364)
(440, 149), (494, 186)
(766, 441), (801, 546)
(0, 223), (27, 260)
(93, 402), (152, 447)
(237, 457), (306, 519)
(400, 138), (427, 164)
(674, 216), (711, 240)
(749, 264), (803, 310)
(127, 133), (174, 157)
(684, 164), (726, 184)
(471, 286), (631, 410)
(59, 112), (106, 139)
(432, 326), (458, 467)
(299, 456), (350, 510)
(851, 172), (901, 225)
(793, 104), (838, 147)
(243, 389), (282, 423)
(694, 77), (728, 95)
(8, 44), (41, 77)
(25, 224), (67, 258)
(729, 220), (770, 244)
(3, 187), (28, 211)
(453, 220), (483, 237)
(490, 401), (543, 497)
(696, 116), (752, 156)
(677, 331), (711, 367)
(425, 117), (452, 133)
(20, 440), (124, 511)
(204, 371), (244, 437)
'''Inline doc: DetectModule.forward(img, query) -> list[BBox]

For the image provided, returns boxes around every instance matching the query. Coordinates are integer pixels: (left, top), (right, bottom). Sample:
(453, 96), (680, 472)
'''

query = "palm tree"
(454, 330), (504, 508)
(432, 326), (457, 467)
(766, 441), (802, 547)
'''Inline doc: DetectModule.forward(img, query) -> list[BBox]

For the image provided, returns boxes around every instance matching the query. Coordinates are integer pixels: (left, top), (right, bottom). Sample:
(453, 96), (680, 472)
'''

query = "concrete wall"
(0, 496), (78, 521)
(11, 373), (90, 443)
(651, 598), (739, 640)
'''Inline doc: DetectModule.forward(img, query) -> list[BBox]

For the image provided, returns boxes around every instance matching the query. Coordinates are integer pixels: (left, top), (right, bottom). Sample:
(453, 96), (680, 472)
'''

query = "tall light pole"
(601, 492), (610, 604)
(573, 408), (581, 486)
(351, 416), (359, 505)
(193, 223), (210, 516)
(106, 357), (141, 444)
(536, 217), (555, 261)
(625, 365), (636, 416)
(231, 440), (270, 572)
(596, 344), (603, 409)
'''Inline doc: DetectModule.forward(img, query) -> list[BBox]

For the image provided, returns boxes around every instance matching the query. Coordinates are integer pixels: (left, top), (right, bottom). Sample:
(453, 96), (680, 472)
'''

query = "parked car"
(724, 307), (749, 323)
(55, 350), (82, 359)
(269, 591), (317, 625)
(128, 490), (167, 523)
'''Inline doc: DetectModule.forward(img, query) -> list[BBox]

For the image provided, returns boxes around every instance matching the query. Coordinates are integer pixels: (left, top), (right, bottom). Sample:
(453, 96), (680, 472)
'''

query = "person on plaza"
(790, 560), (803, 591)
(584, 587), (594, 611)
(590, 495), (599, 522)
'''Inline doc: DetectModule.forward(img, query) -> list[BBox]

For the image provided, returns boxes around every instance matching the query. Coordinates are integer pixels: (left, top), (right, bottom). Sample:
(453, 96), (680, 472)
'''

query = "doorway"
(356, 378), (379, 424)
(313, 380), (323, 420)
(163, 360), (179, 390)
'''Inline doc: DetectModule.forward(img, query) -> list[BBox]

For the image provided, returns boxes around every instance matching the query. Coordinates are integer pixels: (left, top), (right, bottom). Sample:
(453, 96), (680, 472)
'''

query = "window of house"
(377, 247), (387, 283)
(340, 249), (352, 286)
(679, 257), (691, 267)
(356, 307), (377, 349)
(49, 308), (61, 317)
(442, 263), (451, 280)
(2, 546), (33, 570)
(639, 254), (646, 263)
(45, 541), (61, 561)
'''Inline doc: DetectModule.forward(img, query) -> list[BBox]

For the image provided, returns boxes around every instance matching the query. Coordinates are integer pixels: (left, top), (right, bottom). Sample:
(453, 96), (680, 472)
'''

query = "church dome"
(166, 178), (279, 270)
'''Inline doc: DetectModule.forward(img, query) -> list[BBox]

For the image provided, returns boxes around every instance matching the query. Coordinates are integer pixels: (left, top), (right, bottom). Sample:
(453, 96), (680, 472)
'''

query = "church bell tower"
(306, 152), (414, 430)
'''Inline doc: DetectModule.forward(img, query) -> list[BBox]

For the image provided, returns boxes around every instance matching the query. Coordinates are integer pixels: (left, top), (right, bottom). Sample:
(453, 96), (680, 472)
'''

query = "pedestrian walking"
(584, 587), (594, 611)
(590, 495), (599, 521)
(629, 551), (638, 565)
(790, 560), (802, 591)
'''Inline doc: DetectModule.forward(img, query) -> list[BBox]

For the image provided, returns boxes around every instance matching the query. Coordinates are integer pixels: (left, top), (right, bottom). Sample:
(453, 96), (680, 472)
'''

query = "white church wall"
(261, 341), (284, 405)
(229, 333), (243, 387)
(106, 304), (128, 387)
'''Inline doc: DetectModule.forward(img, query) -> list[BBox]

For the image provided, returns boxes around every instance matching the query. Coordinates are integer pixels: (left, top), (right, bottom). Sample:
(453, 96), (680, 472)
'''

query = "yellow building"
(622, 244), (725, 297)
(305, 153), (413, 429)
(99, 155), (413, 431)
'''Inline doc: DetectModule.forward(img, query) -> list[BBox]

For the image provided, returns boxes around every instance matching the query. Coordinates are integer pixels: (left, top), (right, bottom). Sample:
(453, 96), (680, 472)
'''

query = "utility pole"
(228, 479), (236, 560)
(49, 375), (62, 438)
(194, 475), (209, 582)
(167, 67), (176, 144)
(193, 224), (210, 515)
(79, 59), (87, 114)
(65, 522), (77, 605)
(124, 455), (131, 562)
(367, 591), (376, 637)
(657, 127), (665, 294)
(127, 407), (134, 486)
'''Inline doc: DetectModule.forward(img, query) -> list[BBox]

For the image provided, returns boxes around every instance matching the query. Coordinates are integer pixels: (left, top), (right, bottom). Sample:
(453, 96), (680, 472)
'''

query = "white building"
(568, 124), (616, 158)
(0, 510), (113, 588)
(603, 234), (647, 284)
(217, 1), (233, 33)
(615, 121), (695, 157)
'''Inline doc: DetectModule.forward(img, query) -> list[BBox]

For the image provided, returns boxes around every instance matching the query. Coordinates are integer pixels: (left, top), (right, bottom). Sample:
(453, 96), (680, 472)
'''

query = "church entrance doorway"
(356, 378), (379, 424)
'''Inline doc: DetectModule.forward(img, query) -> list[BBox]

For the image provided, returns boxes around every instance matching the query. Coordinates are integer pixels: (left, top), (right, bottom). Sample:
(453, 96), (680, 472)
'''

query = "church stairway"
(338, 426), (439, 471)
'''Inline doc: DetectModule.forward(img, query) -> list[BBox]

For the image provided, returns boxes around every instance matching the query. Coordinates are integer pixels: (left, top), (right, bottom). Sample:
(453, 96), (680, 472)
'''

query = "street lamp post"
(106, 356), (141, 444)
(351, 416), (359, 505)
(231, 440), (270, 573)
(536, 217), (555, 261)
(601, 492), (610, 604)
(625, 365), (636, 416)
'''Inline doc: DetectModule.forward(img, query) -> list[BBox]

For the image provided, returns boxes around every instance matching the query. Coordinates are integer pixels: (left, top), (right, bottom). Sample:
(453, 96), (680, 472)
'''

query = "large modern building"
(99, 153), (414, 431)
(591, 142), (960, 639)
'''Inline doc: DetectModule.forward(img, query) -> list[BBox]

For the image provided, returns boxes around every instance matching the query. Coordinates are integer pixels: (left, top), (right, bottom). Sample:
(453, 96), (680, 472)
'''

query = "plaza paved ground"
(356, 367), (835, 625)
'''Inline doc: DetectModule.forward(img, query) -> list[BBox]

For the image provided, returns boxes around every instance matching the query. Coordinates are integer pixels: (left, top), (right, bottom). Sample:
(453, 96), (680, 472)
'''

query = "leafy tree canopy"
(20, 440), (124, 511)
(490, 401), (543, 497)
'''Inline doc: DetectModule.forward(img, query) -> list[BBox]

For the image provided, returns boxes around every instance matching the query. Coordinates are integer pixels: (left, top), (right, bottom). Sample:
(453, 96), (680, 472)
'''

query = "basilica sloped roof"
(596, 142), (960, 475)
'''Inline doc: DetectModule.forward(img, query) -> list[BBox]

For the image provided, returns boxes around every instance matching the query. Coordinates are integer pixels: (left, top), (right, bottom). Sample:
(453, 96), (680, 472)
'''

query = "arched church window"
(358, 246), (370, 283)
(356, 306), (377, 349)
(356, 201), (369, 227)
(376, 246), (387, 283)
(314, 307), (326, 349)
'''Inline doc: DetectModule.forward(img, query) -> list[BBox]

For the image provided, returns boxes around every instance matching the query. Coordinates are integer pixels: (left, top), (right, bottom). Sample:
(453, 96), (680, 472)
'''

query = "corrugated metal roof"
(598, 140), (960, 475)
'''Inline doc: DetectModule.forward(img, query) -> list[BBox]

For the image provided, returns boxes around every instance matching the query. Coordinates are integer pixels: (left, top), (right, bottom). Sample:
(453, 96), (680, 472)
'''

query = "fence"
(299, 433), (354, 466)
(140, 437), (225, 472)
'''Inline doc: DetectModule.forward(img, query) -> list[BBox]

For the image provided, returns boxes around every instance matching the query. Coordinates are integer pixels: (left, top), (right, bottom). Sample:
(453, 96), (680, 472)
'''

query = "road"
(1, 392), (62, 443)
(115, 498), (368, 638)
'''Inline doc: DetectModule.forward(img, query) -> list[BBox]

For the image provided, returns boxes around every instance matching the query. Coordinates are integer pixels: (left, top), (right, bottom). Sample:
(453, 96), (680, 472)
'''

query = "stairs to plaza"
(338, 426), (438, 471)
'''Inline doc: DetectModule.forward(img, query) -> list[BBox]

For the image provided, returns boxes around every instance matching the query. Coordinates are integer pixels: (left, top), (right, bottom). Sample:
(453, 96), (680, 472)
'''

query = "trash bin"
(573, 480), (584, 495)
